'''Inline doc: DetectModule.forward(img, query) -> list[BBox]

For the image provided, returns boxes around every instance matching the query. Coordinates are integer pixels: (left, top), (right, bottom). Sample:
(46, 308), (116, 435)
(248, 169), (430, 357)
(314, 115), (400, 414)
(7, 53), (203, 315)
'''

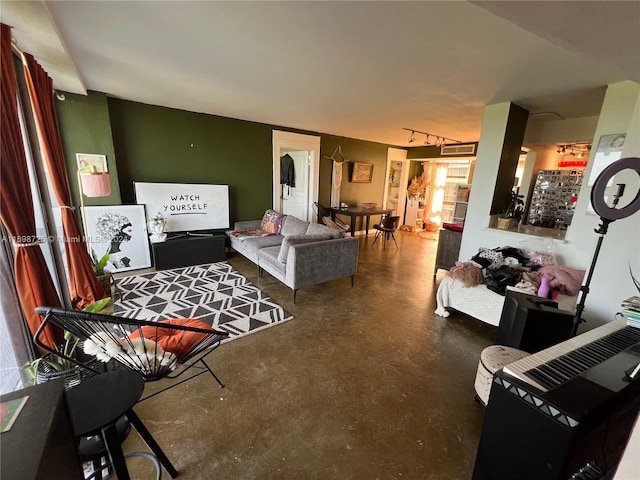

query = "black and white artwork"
(84, 205), (151, 273)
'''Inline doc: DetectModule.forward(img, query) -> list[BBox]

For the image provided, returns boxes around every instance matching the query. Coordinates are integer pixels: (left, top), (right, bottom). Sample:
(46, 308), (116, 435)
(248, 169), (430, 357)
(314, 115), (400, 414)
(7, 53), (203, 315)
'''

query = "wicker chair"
(34, 307), (229, 401)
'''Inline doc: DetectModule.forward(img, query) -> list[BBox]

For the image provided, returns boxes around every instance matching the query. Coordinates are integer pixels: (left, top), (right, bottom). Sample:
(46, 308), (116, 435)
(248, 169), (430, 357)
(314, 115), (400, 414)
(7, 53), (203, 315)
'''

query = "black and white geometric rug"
(113, 262), (293, 341)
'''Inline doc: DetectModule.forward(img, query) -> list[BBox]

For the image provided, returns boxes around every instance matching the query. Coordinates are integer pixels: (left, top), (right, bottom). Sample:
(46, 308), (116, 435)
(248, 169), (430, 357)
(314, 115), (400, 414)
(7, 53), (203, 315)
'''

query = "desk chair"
(372, 216), (400, 250)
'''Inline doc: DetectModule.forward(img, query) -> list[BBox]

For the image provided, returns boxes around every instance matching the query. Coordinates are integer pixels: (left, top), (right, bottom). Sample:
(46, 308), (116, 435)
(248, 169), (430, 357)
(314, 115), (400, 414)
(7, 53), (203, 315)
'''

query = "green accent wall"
(56, 91), (121, 211)
(56, 92), (398, 227)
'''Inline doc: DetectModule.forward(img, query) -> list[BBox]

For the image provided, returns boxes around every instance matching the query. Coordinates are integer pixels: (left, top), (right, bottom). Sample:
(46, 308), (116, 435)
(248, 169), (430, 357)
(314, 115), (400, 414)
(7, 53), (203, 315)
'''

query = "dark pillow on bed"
(470, 254), (492, 269)
(485, 266), (521, 295)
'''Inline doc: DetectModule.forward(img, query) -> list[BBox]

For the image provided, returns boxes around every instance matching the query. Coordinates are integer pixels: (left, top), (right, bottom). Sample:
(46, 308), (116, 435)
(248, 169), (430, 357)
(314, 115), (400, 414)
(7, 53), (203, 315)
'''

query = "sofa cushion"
(306, 222), (344, 239)
(257, 246), (286, 275)
(261, 209), (284, 234)
(238, 235), (284, 256)
(280, 215), (310, 236)
(277, 234), (332, 263)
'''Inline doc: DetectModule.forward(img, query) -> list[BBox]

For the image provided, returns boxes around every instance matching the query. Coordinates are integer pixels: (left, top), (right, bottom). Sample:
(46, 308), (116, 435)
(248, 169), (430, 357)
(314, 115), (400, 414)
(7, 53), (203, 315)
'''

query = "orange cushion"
(129, 318), (213, 356)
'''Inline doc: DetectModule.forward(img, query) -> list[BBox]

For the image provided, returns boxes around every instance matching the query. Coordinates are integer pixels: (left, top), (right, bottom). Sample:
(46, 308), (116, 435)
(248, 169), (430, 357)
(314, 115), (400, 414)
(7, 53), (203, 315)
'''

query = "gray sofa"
(226, 214), (359, 302)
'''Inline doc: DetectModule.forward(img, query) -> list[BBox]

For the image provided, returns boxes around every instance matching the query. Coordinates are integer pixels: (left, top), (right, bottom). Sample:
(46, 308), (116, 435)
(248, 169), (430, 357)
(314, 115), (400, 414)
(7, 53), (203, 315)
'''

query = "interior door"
(280, 149), (310, 220)
(272, 131), (320, 222)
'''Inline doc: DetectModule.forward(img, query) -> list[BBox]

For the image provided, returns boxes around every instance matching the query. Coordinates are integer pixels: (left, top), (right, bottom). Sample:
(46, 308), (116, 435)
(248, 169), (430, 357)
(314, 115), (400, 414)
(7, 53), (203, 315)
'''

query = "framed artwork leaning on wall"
(84, 205), (151, 273)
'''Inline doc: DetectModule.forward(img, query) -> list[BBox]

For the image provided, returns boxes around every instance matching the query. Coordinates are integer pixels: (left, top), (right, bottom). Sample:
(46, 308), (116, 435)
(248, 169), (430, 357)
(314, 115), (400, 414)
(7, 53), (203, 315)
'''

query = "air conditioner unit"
(441, 144), (476, 156)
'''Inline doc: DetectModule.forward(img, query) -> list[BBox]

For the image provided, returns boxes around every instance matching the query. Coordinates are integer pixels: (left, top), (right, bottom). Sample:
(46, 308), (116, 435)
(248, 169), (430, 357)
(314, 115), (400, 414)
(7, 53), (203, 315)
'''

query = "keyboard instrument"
(473, 320), (640, 480)
(504, 320), (640, 393)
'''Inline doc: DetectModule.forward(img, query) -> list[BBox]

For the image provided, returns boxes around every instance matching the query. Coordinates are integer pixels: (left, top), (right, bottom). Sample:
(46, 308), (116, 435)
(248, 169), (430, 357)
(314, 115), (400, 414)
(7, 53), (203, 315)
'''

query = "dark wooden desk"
(330, 207), (392, 236)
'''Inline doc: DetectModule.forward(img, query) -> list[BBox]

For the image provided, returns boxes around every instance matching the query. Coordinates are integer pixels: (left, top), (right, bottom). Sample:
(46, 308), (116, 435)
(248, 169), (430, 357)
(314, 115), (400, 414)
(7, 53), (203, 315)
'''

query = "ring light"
(572, 157), (640, 337)
(590, 157), (640, 221)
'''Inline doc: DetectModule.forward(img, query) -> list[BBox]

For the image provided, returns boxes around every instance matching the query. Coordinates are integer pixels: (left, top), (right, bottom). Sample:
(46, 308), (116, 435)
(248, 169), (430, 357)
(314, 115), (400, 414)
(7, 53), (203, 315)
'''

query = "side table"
(65, 369), (178, 479)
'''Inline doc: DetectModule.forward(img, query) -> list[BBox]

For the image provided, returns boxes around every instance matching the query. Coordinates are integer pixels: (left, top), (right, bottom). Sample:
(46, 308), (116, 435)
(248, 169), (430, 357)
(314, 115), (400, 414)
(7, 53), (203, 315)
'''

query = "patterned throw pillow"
(261, 209), (284, 234)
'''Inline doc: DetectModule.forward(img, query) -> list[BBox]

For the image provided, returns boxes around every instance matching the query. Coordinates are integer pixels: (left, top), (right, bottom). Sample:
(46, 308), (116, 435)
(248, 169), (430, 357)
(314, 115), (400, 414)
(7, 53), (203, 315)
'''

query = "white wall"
(459, 82), (640, 330)
(559, 81), (640, 326)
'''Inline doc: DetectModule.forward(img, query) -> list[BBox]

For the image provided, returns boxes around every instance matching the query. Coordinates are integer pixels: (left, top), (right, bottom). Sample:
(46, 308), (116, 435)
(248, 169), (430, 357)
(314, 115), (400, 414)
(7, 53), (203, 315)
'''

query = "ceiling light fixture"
(556, 142), (591, 157)
(403, 128), (461, 146)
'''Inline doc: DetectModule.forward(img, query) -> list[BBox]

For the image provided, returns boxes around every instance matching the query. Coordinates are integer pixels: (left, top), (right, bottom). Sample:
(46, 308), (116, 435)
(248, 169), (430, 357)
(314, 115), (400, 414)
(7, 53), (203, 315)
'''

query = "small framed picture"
(76, 153), (108, 173)
(84, 205), (151, 273)
(351, 162), (374, 183)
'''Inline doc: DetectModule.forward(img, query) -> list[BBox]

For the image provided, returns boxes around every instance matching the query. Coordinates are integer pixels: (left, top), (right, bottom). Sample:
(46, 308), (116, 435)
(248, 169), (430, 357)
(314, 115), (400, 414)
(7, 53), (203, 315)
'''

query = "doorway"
(272, 131), (320, 222)
(382, 148), (409, 223)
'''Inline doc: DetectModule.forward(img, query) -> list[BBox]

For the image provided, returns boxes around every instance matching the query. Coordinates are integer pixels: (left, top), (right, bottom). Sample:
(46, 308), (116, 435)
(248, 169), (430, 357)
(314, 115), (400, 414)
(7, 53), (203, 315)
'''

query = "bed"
(435, 274), (579, 327)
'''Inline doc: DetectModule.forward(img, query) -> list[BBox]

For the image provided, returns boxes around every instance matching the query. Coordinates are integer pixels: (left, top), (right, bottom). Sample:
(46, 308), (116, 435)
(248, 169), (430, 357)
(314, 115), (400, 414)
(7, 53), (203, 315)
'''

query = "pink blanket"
(523, 266), (585, 296)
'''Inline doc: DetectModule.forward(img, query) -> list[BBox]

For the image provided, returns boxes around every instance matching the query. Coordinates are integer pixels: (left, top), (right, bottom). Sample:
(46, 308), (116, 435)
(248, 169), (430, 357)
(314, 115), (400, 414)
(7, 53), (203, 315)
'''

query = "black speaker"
(496, 290), (574, 353)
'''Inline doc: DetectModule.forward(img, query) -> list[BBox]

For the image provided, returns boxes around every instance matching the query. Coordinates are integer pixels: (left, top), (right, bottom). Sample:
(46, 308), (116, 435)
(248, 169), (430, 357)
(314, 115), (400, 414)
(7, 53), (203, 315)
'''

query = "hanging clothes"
(280, 153), (296, 197)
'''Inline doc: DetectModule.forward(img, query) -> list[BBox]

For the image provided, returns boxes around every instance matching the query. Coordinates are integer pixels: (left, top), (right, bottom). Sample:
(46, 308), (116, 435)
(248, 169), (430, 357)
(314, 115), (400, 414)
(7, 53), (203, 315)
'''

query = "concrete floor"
(122, 230), (497, 479)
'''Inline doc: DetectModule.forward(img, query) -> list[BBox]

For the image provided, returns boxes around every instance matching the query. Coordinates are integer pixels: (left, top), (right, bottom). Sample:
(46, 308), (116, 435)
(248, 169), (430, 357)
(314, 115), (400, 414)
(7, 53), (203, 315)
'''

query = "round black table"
(66, 369), (178, 479)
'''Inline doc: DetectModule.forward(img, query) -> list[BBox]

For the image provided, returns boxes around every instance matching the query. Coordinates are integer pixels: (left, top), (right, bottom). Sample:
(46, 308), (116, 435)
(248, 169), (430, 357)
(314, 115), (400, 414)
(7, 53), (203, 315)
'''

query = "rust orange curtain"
(0, 23), (61, 348)
(23, 53), (107, 309)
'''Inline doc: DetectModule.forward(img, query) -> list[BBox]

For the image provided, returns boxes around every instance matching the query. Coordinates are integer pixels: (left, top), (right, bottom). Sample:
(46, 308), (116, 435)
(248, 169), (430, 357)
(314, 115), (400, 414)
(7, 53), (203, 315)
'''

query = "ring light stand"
(571, 157), (640, 337)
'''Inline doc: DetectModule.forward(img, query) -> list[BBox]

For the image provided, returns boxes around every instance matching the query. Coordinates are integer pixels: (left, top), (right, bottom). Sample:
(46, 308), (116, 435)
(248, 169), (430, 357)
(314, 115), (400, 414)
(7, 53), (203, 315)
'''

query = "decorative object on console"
(571, 157), (640, 336)
(497, 191), (524, 230)
(147, 211), (167, 243)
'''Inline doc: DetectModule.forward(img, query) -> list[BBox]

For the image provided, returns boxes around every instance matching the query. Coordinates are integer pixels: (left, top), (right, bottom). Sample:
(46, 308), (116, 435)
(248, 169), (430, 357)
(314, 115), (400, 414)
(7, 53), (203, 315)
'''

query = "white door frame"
(382, 147), (409, 224)
(273, 131), (321, 222)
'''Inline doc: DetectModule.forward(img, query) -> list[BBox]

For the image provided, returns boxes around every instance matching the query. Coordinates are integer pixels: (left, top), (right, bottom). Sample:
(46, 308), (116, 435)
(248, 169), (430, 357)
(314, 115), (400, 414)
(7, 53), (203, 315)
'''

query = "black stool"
(78, 415), (130, 479)
(66, 369), (177, 479)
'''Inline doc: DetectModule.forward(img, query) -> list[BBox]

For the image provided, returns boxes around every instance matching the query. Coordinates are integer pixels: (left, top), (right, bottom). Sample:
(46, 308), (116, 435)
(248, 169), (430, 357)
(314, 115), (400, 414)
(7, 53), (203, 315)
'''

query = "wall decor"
(588, 133), (626, 186)
(351, 162), (374, 183)
(134, 182), (229, 232)
(84, 205), (151, 273)
(76, 153), (108, 173)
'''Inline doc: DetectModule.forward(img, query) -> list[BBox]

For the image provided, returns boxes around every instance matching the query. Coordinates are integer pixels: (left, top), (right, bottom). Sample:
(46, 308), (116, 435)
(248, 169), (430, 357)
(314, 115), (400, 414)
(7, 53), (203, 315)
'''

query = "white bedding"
(435, 275), (577, 327)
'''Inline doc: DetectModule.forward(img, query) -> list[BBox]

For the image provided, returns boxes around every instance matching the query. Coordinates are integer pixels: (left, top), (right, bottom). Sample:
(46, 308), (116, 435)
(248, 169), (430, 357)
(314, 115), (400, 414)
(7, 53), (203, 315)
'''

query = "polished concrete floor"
(122, 230), (497, 479)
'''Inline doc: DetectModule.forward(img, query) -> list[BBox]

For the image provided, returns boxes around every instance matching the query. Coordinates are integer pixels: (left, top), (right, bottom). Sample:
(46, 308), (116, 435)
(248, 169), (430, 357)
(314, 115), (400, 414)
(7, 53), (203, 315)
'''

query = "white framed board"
(134, 182), (229, 232)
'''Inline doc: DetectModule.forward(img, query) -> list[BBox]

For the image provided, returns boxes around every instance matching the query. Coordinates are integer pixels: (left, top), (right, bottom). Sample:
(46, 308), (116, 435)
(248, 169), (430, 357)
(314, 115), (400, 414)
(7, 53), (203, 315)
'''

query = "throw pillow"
(261, 209), (284, 234)
(280, 215), (309, 236)
(130, 318), (211, 356)
(277, 234), (332, 263)
(306, 222), (344, 238)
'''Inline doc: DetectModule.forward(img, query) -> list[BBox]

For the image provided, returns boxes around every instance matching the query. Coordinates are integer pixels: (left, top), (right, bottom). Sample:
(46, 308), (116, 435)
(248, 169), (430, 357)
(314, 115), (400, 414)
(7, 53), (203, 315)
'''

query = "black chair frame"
(34, 306), (229, 401)
(372, 216), (400, 250)
(312, 202), (351, 234)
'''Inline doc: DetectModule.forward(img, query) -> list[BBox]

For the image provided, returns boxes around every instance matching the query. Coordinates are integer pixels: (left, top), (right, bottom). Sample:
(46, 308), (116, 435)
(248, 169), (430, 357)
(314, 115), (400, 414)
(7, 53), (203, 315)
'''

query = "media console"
(151, 233), (226, 270)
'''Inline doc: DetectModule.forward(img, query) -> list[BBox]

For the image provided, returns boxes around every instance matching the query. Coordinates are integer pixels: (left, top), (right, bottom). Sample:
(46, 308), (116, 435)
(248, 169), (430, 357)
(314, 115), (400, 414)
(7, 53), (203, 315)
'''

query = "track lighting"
(556, 142), (591, 157)
(403, 128), (461, 146)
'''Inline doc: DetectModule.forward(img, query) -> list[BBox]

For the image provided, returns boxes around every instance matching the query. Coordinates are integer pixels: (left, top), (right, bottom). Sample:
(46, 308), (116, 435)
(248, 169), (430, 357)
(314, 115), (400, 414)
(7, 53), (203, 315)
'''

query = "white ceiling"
(2, 1), (639, 147)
